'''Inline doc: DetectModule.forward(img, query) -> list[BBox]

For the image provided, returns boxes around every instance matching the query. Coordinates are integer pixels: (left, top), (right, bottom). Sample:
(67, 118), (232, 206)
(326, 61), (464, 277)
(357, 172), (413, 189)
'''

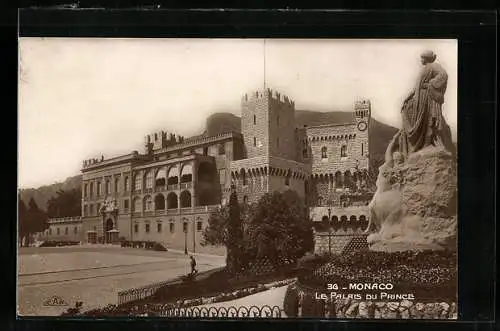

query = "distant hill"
(19, 175), (82, 212)
(21, 110), (399, 209)
(204, 112), (241, 137)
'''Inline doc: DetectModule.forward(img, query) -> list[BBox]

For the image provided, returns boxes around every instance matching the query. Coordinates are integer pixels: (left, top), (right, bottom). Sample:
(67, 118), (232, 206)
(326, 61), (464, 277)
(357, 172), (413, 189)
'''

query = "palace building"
(42, 88), (373, 255)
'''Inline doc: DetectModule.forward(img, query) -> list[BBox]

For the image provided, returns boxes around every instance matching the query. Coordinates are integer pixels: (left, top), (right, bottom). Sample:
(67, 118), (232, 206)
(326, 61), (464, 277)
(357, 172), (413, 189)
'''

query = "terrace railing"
(117, 278), (180, 305)
(150, 305), (283, 318)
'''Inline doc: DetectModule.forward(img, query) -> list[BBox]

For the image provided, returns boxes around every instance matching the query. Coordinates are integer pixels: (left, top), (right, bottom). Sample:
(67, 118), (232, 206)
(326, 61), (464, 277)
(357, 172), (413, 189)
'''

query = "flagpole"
(263, 39), (266, 90)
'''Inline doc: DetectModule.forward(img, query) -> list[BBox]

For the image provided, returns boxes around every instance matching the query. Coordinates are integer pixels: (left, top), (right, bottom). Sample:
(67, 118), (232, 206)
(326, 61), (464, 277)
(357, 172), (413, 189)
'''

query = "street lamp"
(183, 221), (188, 255)
(328, 207), (332, 255)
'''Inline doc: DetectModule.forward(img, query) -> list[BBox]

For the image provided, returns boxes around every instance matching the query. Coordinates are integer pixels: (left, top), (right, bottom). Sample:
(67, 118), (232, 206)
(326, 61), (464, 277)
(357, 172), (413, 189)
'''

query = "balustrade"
(180, 182), (192, 189)
(166, 209), (179, 215)
(167, 184), (179, 190)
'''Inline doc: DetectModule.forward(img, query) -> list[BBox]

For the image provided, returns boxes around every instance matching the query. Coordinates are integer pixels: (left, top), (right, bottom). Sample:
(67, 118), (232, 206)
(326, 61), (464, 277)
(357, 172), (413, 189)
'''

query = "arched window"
(84, 184), (88, 197)
(145, 171), (153, 189)
(134, 174), (142, 191)
(106, 180), (111, 195)
(89, 183), (93, 197)
(89, 204), (94, 215)
(180, 191), (191, 208)
(321, 147), (327, 159)
(83, 205), (88, 216)
(335, 171), (342, 187)
(167, 167), (179, 185)
(180, 164), (193, 183)
(115, 178), (120, 193)
(155, 194), (165, 210)
(167, 192), (178, 209)
(253, 114), (256, 125)
(97, 181), (101, 196)
(143, 196), (153, 211)
(341, 145), (347, 157)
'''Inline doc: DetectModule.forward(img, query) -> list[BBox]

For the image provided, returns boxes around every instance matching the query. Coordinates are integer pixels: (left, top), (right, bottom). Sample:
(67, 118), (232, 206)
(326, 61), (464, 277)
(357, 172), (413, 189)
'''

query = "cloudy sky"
(19, 38), (457, 189)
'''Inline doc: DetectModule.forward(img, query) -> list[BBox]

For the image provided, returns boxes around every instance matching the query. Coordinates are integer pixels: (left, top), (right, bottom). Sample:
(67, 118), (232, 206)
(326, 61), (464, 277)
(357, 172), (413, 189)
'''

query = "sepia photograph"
(18, 38), (458, 318)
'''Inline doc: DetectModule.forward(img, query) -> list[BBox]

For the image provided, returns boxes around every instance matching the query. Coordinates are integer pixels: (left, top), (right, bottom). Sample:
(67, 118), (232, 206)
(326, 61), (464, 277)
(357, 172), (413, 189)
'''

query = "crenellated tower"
(354, 99), (371, 170)
(240, 88), (296, 160)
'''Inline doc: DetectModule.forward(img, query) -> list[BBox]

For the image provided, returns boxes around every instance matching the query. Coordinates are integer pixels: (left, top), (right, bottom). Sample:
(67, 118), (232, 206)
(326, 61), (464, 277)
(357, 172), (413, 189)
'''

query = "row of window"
(321, 145), (349, 159)
(253, 114), (281, 126)
(133, 221), (203, 234)
(85, 161), (226, 199)
(84, 177), (130, 198)
(83, 200), (130, 216)
(47, 226), (78, 236)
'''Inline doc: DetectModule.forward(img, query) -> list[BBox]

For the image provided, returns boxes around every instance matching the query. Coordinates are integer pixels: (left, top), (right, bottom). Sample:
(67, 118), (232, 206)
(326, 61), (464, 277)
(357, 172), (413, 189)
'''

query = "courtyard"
(17, 245), (225, 316)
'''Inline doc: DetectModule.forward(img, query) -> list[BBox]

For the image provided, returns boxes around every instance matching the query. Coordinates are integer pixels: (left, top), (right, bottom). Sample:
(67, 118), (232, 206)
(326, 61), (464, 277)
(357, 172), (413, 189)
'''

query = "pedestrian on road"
(190, 255), (198, 276)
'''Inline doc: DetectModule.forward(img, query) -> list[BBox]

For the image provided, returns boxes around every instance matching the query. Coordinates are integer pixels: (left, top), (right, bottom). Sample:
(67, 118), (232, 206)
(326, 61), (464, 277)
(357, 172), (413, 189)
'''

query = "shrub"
(283, 285), (299, 317)
(151, 243), (168, 251)
(301, 293), (317, 317)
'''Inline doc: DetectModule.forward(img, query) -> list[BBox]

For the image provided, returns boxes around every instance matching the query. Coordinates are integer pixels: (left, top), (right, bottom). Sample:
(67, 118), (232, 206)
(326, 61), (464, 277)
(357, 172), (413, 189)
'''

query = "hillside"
(204, 112), (241, 137)
(19, 175), (82, 212)
(20, 110), (399, 210)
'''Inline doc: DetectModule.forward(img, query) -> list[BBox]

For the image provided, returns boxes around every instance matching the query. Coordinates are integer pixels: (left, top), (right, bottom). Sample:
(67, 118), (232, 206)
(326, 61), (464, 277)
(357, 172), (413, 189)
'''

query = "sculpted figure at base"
(366, 51), (457, 252)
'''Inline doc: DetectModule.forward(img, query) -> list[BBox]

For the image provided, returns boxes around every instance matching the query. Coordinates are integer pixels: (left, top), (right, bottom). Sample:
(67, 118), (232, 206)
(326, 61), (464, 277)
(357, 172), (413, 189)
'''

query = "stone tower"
(240, 88), (296, 160)
(354, 99), (371, 170)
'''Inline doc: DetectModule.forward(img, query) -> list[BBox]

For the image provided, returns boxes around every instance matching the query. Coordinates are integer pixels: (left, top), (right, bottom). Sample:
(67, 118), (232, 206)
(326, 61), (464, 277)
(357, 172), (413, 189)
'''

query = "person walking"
(189, 255), (198, 276)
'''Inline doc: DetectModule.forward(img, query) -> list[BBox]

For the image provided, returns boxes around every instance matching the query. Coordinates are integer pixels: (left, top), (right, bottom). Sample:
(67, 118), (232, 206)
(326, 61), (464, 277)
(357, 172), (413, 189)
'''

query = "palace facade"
(43, 88), (373, 255)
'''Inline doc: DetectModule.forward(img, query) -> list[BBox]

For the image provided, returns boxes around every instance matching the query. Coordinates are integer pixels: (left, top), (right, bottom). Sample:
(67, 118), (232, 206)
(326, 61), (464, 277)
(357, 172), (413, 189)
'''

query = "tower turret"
(354, 99), (371, 169)
(240, 88), (296, 159)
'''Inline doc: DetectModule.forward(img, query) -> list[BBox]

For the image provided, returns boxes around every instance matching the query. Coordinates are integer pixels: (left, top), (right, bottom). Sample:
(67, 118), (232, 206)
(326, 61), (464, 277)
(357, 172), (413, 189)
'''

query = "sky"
(19, 38), (457, 189)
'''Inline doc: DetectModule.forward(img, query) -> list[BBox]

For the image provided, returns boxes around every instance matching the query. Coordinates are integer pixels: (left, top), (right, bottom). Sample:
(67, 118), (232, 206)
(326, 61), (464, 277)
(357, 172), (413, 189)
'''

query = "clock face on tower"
(357, 121), (367, 131)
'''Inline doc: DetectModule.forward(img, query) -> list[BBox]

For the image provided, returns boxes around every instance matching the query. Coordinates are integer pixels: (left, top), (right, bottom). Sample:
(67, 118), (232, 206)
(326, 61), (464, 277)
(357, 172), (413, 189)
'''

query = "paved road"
(18, 246), (225, 316)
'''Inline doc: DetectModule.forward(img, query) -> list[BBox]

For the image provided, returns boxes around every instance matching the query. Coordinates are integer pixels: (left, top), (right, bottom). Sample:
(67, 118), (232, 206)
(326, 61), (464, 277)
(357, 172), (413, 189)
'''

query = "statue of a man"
(398, 51), (454, 158)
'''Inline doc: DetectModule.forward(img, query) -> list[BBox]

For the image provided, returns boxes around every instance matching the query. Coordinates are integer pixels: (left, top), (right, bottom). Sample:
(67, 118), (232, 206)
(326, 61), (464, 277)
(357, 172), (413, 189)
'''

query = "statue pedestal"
(368, 146), (457, 252)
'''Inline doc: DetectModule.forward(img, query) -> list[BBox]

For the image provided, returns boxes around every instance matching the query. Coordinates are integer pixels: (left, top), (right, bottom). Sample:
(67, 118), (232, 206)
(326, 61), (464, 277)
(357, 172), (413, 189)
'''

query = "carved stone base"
(367, 146), (457, 252)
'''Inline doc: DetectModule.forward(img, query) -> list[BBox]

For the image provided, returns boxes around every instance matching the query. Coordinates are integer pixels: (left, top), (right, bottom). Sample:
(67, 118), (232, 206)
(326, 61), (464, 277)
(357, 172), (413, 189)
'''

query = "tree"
(47, 188), (81, 218)
(245, 190), (313, 266)
(18, 198), (28, 245)
(19, 197), (48, 246)
(226, 190), (244, 273)
(201, 201), (250, 247)
(201, 205), (230, 247)
(202, 193), (250, 273)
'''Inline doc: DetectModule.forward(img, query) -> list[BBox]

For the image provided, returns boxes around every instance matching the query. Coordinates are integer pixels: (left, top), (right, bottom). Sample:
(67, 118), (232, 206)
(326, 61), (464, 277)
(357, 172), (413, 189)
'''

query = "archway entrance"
(105, 218), (118, 244)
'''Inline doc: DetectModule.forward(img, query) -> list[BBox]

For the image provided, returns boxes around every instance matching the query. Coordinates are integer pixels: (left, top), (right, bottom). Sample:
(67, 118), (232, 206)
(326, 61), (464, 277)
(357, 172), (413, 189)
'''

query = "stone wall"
(287, 282), (457, 319)
(306, 123), (369, 174)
